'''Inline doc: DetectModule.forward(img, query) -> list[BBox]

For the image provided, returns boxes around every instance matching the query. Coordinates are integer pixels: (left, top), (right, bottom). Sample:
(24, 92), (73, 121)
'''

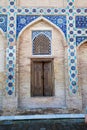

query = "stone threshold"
(0, 114), (85, 121)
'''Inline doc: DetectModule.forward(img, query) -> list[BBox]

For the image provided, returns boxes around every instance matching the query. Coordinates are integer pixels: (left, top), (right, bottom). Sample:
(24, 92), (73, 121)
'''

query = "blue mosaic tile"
(71, 73), (75, 78)
(8, 75), (13, 80)
(76, 9), (81, 13)
(2, 8), (7, 13)
(69, 2), (73, 6)
(44, 15), (67, 38)
(0, 15), (7, 32)
(6, 45), (16, 95)
(8, 82), (13, 87)
(70, 45), (74, 49)
(72, 81), (76, 86)
(70, 52), (74, 56)
(71, 59), (75, 63)
(10, 1), (14, 5)
(85, 9), (87, 13)
(71, 66), (76, 70)
(70, 31), (73, 34)
(9, 67), (13, 72)
(76, 36), (87, 46)
(8, 90), (13, 95)
(72, 88), (77, 94)
(77, 30), (82, 34)
(76, 16), (87, 28)
(16, 15), (67, 38)
(61, 9), (66, 13)
(16, 15), (39, 38)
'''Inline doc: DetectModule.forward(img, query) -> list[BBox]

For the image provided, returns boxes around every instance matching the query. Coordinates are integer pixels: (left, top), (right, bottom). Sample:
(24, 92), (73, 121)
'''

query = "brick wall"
(17, 0), (67, 7)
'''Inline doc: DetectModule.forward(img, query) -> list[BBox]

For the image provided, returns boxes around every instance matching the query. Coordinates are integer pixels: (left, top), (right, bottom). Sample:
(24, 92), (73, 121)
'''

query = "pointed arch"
(77, 41), (87, 109)
(17, 14), (68, 109)
(18, 16), (67, 47)
(0, 29), (6, 110)
(77, 40), (87, 48)
(0, 29), (6, 74)
(0, 28), (6, 37)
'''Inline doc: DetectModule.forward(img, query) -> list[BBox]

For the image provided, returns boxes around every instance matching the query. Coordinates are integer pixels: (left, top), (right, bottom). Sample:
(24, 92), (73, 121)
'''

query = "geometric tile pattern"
(6, 46), (16, 95)
(6, 0), (16, 95)
(44, 15), (67, 38)
(76, 16), (87, 28)
(17, 7), (67, 15)
(16, 15), (66, 38)
(1, 0), (87, 95)
(66, 0), (78, 94)
(0, 15), (7, 32)
(76, 36), (87, 46)
(7, 1), (16, 44)
(16, 15), (39, 38)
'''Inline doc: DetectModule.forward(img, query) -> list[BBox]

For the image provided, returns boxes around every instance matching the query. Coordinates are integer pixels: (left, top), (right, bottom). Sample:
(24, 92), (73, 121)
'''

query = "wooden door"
(31, 60), (53, 96)
(44, 62), (52, 96)
(31, 62), (43, 96)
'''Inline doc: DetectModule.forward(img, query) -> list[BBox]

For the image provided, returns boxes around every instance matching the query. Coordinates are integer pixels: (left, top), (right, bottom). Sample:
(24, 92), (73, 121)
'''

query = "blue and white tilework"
(17, 7), (66, 15)
(44, 16), (66, 38)
(6, 0), (16, 95)
(7, 0), (16, 44)
(66, 0), (78, 94)
(16, 15), (66, 38)
(0, 0), (87, 95)
(16, 15), (39, 38)
(76, 16), (87, 28)
(6, 46), (16, 95)
(76, 36), (87, 46)
(0, 15), (7, 32)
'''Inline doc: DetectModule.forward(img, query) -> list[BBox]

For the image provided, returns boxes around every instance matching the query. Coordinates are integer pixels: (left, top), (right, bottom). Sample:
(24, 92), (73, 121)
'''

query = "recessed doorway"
(31, 59), (54, 97)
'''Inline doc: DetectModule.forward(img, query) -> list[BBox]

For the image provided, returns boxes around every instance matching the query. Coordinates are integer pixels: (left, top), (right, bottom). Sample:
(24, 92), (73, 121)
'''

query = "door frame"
(31, 58), (54, 97)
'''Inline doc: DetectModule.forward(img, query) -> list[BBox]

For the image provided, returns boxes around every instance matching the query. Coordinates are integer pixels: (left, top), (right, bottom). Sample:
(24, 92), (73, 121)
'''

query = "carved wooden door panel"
(44, 62), (52, 96)
(31, 60), (53, 96)
(31, 62), (43, 96)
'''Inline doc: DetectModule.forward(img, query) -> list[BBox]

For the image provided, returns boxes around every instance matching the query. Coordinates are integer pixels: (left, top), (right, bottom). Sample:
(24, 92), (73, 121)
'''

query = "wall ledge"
(0, 114), (85, 121)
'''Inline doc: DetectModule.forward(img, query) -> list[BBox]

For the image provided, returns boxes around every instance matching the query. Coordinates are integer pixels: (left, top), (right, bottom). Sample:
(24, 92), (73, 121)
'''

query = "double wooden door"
(31, 60), (53, 96)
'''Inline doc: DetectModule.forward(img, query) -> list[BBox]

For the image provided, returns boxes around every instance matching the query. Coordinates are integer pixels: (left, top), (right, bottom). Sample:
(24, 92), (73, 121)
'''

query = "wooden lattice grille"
(33, 34), (51, 55)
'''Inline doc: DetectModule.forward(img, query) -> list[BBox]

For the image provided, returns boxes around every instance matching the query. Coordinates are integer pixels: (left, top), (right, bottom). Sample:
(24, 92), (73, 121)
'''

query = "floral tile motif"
(44, 15), (66, 38)
(16, 15), (39, 38)
(76, 36), (87, 46)
(0, 15), (7, 32)
(76, 16), (87, 28)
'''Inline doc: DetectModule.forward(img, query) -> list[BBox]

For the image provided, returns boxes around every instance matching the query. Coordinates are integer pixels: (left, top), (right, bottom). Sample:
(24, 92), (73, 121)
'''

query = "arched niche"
(0, 30), (6, 110)
(74, 0), (87, 8)
(77, 41), (87, 110)
(17, 0), (67, 8)
(17, 17), (68, 110)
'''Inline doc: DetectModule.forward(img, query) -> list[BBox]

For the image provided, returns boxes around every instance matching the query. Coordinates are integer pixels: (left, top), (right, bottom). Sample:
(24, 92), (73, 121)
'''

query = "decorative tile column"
(6, 0), (16, 96)
(3, 0), (17, 112)
(66, 0), (82, 110)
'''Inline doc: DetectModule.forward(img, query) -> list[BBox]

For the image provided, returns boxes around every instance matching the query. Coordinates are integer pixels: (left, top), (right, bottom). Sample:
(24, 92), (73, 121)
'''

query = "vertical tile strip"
(6, 0), (16, 95)
(66, 0), (78, 94)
